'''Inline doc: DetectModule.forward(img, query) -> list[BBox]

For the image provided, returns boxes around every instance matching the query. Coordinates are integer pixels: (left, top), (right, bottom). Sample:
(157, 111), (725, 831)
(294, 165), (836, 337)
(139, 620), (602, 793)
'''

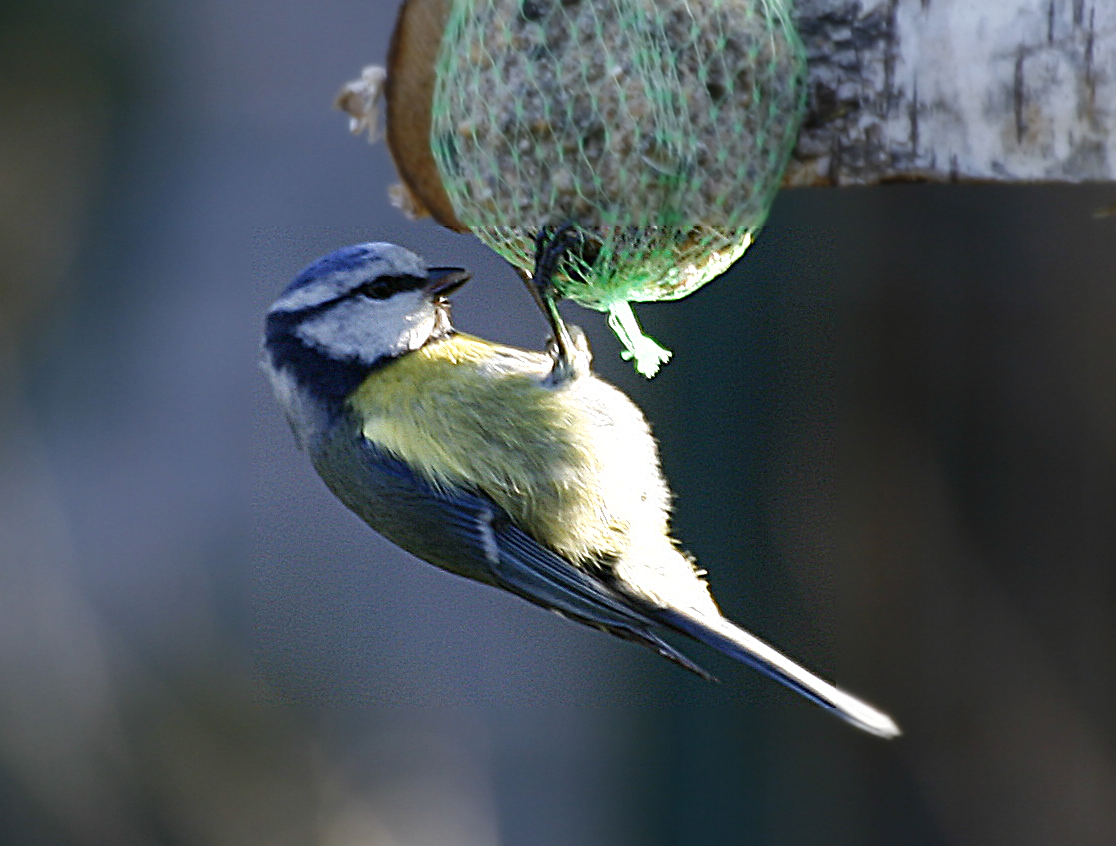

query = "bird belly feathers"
(347, 335), (690, 582)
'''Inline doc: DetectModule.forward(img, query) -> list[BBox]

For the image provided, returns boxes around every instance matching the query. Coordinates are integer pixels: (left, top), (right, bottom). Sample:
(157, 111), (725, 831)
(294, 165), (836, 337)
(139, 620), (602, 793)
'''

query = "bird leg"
(527, 224), (585, 373)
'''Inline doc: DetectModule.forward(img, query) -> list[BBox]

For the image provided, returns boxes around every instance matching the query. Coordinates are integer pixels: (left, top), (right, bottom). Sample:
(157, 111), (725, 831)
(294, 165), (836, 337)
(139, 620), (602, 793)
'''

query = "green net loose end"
(607, 302), (672, 378)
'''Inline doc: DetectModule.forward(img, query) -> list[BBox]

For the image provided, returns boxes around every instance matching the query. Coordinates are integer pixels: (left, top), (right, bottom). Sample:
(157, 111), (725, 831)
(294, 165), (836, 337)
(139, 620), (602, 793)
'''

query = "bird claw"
(545, 324), (592, 384)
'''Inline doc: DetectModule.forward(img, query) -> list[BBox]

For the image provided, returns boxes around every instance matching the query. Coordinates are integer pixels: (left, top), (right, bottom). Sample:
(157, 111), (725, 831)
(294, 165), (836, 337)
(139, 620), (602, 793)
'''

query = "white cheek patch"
(296, 291), (436, 363)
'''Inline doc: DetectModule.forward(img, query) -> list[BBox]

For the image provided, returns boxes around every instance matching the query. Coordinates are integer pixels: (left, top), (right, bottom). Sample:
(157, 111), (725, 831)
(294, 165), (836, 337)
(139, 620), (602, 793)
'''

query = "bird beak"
(425, 267), (471, 298)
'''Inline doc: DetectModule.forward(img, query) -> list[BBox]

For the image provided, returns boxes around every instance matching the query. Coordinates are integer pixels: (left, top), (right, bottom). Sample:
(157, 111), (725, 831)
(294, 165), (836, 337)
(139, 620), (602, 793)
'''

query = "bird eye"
(359, 277), (397, 299)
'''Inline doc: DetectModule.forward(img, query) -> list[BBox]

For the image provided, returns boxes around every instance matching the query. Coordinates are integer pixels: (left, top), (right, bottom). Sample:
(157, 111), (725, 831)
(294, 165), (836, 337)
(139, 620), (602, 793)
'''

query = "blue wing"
(314, 433), (902, 736)
(314, 434), (713, 679)
(487, 515), (713, 679)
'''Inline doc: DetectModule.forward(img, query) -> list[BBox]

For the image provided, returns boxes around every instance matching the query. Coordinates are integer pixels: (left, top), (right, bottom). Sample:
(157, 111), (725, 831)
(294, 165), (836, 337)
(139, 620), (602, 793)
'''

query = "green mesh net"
(430, 0), (806, 375)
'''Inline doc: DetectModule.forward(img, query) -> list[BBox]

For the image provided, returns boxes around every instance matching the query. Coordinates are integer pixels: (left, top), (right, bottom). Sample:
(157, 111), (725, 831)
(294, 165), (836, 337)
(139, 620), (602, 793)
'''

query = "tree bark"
(787, 0), (1116, 185)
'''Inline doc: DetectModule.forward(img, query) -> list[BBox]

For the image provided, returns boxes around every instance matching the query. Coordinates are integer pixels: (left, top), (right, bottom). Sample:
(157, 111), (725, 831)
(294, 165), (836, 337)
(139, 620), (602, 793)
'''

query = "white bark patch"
(790, 0), (1115, 184)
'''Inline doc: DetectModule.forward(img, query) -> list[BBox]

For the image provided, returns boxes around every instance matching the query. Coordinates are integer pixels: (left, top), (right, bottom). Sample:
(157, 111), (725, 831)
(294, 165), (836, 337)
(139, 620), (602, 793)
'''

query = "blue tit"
(262, 242), (900, 738)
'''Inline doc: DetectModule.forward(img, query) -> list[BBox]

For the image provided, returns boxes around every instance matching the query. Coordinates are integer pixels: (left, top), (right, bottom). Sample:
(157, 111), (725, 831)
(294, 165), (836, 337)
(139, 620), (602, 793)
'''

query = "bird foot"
(545, 324), (592, 385)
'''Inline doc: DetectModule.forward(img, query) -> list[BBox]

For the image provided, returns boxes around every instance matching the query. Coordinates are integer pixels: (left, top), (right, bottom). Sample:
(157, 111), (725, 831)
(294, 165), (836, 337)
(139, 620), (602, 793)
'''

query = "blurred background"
(2, 0), (1114, 843)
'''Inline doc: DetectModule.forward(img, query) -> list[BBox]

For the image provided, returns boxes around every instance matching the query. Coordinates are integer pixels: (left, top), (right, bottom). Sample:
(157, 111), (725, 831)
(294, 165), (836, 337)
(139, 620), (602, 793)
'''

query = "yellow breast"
(348, 334), (636, 561)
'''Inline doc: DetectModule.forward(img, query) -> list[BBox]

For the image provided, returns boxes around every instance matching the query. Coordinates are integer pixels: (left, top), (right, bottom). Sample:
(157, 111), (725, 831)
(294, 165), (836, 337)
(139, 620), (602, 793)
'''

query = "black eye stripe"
(268, 273), (428, 325)
(356, 274), (425, 299)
